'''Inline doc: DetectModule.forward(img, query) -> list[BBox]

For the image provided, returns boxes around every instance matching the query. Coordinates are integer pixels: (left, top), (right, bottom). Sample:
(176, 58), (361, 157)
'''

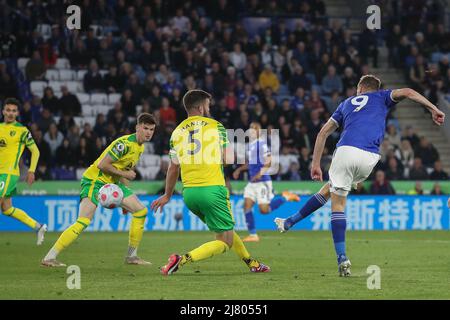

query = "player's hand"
(151, 194), (170, 215)
(251, 172), (262, 182)
(122, 170), (136, 181)
(232, 169), (240, 180)
(432, 109), (445, 126)
(310, 165), (323, 182)
(26, 172), (35, 186)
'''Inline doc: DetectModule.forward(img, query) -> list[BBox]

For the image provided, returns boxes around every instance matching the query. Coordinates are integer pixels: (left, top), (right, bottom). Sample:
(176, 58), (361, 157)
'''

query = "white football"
(98, 184), (123, 209)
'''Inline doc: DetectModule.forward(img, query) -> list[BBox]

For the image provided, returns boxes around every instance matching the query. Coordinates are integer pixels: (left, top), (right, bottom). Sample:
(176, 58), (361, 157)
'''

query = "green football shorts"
(0, 174), (19, 198)
(80, 177), (133, 206)
(183, 185), (235, 233)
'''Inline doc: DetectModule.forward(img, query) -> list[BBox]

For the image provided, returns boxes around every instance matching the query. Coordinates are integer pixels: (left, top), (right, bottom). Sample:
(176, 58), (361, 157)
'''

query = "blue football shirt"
(248, 139), (271, 182)
(331, 89), (397, 154)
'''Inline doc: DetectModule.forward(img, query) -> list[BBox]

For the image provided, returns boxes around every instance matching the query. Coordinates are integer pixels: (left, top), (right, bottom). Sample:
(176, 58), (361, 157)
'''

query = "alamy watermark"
(66, 265), (81, 289)
(366, 265), (381, 290)
(66, 5), (81, 30)
(366, 5), (381, 30)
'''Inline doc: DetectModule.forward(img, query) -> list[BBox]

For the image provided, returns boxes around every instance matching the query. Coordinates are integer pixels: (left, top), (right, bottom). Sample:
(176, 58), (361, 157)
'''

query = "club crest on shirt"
(10, 130), (16, 137)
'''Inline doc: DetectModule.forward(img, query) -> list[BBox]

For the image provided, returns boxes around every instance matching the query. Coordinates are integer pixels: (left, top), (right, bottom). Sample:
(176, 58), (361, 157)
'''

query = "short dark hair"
(182, 89), (212, 111)
(3, 97), (20, 108)
(357, 75), (381, 91)
(137, 113), (157, 125)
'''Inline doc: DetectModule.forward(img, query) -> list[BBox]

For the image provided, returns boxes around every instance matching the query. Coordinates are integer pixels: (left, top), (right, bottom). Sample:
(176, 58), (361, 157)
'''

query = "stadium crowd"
(0, 0), (448, 186)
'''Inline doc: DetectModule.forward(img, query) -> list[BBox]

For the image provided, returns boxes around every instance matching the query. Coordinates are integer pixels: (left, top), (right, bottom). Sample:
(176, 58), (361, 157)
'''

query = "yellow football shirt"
(83, 133), (144, 184)
(0, 122), (35, 176)
(169, 115), (228, 187)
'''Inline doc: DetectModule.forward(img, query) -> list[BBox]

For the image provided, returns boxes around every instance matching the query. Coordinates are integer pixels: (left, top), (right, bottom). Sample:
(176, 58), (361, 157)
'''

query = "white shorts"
(328, 146), (380, 196)
(243, 181), (275, 205)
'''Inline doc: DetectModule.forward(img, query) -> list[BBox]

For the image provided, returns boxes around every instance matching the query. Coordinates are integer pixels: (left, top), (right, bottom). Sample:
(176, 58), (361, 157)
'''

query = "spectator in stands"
(159, 97), (176, 126)
(304, 89), (326, 114)
(342, 66), (358, 92)
(395, 139), (415, 171)
(36, 108), (54, 133)
(59, 85), (81, 116)
(44, 123), (64, 157)
(67, 125), (81, 150)
(76, 137), (95, 168)
(430, 160), (449, 180)
(401, 125), (420, 150)
(282, 162), (301, 181)
(83, 60), (104, 93)
(93, 113), (108, 138)
(409, 157), (429, 180)
(120, 89), (138, 117)
(430, 183), (444, 195)
(155, 159), (169, 180)
(70, 38), (90, 68)
(385, 156), (404, 180)
(229, 43), (247, 71)
(409, 55), (427, 93)
(104, 65), (124, 93)
(321, 65), (343, 96)
(55, 138), (75, 168)
(408, 181), (424, 195)
(370, 170), (396, 195)
(299, 147), (311, 180)
(25, 50), (46, 81)
(33, 130), (51, 165)
(35, 162), (52, 181)
(41, 87), (60, 115)
(289, 65), (311, 94)
(414, 137), (439, 168)
(258, 64), (280, 93)
(386, 124), (401, 149)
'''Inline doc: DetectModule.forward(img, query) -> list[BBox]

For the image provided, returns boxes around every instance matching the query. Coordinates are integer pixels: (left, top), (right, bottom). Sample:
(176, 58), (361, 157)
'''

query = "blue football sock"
(331, 211), (347, 263)
(269, 196), (286, 211)
(285, 193), (327, 230)
(245, 210), (256, 235)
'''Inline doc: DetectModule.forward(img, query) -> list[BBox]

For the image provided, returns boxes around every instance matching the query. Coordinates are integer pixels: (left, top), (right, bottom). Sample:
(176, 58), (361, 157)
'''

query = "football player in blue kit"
(275, 75), (445, 276)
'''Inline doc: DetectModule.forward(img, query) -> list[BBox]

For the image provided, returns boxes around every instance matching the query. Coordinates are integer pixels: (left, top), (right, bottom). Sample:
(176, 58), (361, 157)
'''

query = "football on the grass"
(98, 184), (123, 209)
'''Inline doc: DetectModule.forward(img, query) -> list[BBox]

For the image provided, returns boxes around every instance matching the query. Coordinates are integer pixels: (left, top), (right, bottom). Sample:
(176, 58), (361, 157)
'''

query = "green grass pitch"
(1, 231), (449, 299)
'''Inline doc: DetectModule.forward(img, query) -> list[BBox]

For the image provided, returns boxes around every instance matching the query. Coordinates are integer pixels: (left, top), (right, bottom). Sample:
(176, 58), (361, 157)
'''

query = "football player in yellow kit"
(0, 98), (45, 245)
(41, 113), (156, 267)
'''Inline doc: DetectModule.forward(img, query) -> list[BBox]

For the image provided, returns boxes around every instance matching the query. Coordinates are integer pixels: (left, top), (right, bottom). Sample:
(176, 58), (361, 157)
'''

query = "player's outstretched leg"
(160, 237), (230, 275)
(1, 198), (47, 245)
(125, 204), (151, 265)
(275, 184), (329, 232)
(41, 198), (95, 267)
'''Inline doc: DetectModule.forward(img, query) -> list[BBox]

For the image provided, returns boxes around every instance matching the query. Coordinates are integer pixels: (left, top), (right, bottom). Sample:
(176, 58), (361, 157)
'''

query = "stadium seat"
(90, 93), (108, 105)
(145, 142), (155, 154)
(108, 93), (121, 105)
(278, 84), (290, 95)
(90, 25), (104, 37)
(77, 70), (88, 81)
(95, 105), (111, 116)
(305, 73), (317, 85)
(54, 58), (70, 69)
(17, 58), (29, 71)
(59, 69), (76, 81)
(37, 24), (51, 40)
(76, 93), (90, 105)
(48, 80), (63, 92)
(65, 81), (82, 93)
(431, 52), (443, 63)
(139, 166), (160, 180)
(30, 81), (47, 95)
(99, 69), (109, 77)
(76, 168), (86, 180)
(82, 105), (94, 117)
(53, 90), (62, 98)
(45, 69), (59, 81)
(136, 105), (142, 114)
(82, 116), (96, 128)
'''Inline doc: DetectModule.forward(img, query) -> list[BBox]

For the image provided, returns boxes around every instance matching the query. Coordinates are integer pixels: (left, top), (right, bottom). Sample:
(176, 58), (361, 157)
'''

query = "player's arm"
(233, 163), (248, 179)
(311, 119), (338, 181)
(392, 88), (445, 125)
(251, 154), (272, 182)
(25, 143), (40, 185)
(97, 154), (136, 180)
(150, 157), (180, 214)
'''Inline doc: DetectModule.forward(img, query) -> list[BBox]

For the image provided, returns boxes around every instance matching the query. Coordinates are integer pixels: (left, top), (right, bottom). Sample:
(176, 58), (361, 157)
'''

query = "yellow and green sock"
(44, 217), (91, 260)
(180, 240), (229, 266)
(3, 207), (40, 230)
(127, 208), (148, 257)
